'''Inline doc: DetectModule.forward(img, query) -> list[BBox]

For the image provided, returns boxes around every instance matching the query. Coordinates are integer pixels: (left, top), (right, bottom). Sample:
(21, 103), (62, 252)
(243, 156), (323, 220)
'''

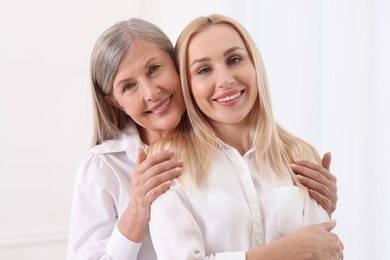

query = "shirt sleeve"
(67, 153), (142, 260)
(149, 181), (246, 260)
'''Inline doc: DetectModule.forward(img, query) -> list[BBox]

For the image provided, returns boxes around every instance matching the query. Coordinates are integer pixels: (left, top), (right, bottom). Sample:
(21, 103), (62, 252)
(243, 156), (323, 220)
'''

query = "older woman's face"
(110, 41), (185, 143)
(187, 24), (258, 131)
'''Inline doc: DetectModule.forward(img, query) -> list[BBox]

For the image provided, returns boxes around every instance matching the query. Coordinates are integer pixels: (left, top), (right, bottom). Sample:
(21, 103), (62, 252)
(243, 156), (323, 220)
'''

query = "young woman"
(68, 18), (339, 259)
(149, 14), (343, 259)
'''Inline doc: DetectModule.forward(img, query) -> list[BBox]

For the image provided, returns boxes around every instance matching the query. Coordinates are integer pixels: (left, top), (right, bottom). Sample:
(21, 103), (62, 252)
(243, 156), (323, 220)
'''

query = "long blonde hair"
(151, 14), (320, 187)
(90, 18), (175, 145)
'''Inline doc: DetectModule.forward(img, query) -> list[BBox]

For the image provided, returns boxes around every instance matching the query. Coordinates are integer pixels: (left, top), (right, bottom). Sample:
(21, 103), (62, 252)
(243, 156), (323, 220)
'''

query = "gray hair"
(90, 18), (175, 145)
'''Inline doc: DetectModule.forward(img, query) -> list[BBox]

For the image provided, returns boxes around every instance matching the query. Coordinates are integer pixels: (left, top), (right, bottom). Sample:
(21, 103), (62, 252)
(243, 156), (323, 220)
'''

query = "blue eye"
(149, 65), (160, 74)
(197, 66), (211, 75)
(228, 56), (242, 65)
(124, 83), (136, 92)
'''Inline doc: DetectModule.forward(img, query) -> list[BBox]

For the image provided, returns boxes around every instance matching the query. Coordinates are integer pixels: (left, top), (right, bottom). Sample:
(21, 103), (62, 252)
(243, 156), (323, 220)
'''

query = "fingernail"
(290, 163), (296, 168)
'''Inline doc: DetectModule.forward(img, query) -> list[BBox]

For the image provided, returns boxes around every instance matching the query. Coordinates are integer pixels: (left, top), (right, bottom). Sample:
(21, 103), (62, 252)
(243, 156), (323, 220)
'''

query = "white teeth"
(151, 97), (171, 113)
(216, 92), (241, 102)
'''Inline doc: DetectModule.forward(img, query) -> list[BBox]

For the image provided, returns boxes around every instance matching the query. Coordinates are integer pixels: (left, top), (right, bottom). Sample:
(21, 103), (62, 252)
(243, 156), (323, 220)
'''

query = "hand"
(290, 152), (338, 216)
(119, 149), (183, 241)
(290, 221), (344, 259)
(246, 221), (344, 260)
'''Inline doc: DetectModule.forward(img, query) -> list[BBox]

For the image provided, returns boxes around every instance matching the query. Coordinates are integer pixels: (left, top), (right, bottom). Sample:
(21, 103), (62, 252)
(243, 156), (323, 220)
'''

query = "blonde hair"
(90, 18), (175, 145)
(151, 14), (320, 187)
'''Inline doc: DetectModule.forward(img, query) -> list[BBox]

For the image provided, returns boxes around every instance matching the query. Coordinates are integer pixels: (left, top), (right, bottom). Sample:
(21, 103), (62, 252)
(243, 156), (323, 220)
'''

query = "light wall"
(1, 0), (389, 259)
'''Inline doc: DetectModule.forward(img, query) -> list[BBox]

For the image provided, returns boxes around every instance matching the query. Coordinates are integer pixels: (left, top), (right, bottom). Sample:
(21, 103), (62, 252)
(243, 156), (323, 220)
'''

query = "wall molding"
(0, 226), (68, 247)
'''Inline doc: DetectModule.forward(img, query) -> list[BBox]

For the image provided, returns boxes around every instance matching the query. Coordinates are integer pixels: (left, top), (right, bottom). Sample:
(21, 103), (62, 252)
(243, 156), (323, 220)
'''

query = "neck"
(211, 121), (251, 156)
(137, 126), (172, 145)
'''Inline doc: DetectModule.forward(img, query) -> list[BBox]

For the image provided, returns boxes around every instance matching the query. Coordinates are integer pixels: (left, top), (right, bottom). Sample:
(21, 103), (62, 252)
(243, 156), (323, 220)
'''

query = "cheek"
(118, 97), (142, 117)
(191, 80), (210, 102)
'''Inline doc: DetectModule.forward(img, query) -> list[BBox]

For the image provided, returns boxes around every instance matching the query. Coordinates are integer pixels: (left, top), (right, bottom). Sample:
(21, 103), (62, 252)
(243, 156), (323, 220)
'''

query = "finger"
(291, 163), (330, 186)
(322, 152), (332, 171)
(308, 188), (334, 215)
(292, 159), (329, 178)
(144, 166), (182, 190)
(138, 165), (182, 206)
(136, 148), (147, 166)
(339, 238), (344, 259)
(296, 174), (332, 195)
(321, 219), (337, 231)
(144, 180), (173, 204)
(294, 158), (336, 184)
(143, 157), (183, 179)
(135, 150), (175, 174)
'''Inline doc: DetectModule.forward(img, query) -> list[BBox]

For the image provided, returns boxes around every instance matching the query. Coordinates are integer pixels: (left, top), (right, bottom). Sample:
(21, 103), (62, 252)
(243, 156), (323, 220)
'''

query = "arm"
(118, 149), (182, 241)
(246, 221), (344, 260)
(67, 149), (182, 260)
(290, 152), (338, 216)
(150, 182), (343, 260)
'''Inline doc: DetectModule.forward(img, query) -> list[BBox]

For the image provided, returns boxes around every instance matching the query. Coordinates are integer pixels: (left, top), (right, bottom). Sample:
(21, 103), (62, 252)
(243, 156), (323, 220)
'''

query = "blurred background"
(1, 0), (389, 259)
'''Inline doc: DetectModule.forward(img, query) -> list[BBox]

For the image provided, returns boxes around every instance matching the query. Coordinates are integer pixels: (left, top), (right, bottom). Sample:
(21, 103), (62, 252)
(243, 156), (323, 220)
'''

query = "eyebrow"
(189, 46), (244, 68)
(114, 56), (159, 88)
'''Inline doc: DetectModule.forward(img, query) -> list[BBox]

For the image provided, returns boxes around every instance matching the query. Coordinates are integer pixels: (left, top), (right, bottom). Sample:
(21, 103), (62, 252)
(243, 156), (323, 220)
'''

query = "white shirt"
(149, 142), (329, 260)
(67, 122), (156, 260)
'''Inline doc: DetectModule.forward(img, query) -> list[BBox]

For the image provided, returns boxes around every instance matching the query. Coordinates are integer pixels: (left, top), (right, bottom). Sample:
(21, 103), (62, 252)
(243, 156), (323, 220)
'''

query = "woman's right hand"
(119, 149), (183, 242)
(247, 220), (344, 260)
(290, 221), (344, 259)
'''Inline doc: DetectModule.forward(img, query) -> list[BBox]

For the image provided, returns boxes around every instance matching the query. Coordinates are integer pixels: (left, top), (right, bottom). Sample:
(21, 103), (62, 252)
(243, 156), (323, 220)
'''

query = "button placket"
(235, 156), (264, 247)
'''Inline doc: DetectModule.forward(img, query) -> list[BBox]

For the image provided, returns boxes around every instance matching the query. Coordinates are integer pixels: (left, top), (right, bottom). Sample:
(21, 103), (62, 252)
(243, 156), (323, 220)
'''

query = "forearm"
(246, 235), (309, 260)
(118, 200), (150, 242)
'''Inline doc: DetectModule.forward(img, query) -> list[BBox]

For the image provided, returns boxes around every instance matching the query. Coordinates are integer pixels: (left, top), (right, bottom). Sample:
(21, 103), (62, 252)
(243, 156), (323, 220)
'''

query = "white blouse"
(67, 122), (156, 260)
(149, 143), (329, 260)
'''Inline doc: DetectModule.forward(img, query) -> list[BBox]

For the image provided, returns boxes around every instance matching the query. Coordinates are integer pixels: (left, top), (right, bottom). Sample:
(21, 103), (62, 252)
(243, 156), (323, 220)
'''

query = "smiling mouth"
(149, 96), (172, 113)
(214, 91), (242, 103)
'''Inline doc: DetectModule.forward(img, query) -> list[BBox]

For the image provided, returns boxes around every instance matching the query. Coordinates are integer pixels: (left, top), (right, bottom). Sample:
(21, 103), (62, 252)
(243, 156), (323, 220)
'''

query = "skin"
(105, 41), (186, 241)
(106, 41), (185, 144)
(188, 24), (257, 156)
(246, 221), (344, 260)
(101, 31), (337, 244)
(186, 24), (343, 259)
(291, 152), (338, 216)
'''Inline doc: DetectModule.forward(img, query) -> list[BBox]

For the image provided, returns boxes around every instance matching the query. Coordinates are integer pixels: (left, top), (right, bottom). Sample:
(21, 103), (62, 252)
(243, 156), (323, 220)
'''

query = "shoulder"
(90, 122), (144, 156)
(75, 123), (144, 183)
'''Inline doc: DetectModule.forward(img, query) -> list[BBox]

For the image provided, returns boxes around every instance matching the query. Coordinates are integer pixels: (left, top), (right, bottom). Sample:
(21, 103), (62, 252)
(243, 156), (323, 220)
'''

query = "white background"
(1, 0), (389, 259)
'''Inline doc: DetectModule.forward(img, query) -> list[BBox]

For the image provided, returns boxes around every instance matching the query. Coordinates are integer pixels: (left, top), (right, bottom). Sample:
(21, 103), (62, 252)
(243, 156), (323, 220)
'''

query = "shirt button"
(249, 197), (257, 205)
(255, 235), (262, 243)
(239, 167), (246, 174)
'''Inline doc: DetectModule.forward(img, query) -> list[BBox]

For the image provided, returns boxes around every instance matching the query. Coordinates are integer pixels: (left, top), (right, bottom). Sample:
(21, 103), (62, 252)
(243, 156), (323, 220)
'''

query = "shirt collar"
(90, 122), (147, 162)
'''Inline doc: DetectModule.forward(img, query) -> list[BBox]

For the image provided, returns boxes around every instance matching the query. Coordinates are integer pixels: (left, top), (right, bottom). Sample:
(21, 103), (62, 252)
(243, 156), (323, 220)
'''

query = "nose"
(140, 79), (161, 101)
(215, 66), (235, 88)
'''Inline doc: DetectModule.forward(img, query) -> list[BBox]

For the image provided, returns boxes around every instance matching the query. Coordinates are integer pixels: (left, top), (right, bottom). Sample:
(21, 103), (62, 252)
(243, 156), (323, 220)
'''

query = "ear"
(104, 95), (123, 110)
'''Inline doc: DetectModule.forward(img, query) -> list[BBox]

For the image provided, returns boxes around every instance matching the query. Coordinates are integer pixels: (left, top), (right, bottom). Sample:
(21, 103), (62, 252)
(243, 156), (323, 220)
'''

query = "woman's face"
(187, 24), (258, 131)
(110, 41), (185, 143)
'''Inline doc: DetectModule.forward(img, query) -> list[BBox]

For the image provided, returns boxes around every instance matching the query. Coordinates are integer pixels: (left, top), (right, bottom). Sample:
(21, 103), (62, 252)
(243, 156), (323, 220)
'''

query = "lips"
(213, 90), (243, 103)
(148, 96), (172, 113)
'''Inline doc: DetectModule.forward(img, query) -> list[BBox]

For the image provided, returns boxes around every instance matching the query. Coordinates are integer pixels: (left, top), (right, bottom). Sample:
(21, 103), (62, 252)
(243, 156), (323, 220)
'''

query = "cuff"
(105, 225), (142, 260)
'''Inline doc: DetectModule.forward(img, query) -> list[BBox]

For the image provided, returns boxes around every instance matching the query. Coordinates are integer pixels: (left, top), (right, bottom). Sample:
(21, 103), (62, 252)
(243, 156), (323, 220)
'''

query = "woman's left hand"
(290, 152), (338, 216)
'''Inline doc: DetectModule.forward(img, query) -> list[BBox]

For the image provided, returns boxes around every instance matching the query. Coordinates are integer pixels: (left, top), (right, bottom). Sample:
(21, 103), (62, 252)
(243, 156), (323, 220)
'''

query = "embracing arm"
(291, 152), (338, 216)
(67, 153), (140, 260)
(118, 149), (182, 242)
(150, 181), (343, 260)
(246, 221), (344, 260)
(67, 149), (182, 260)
